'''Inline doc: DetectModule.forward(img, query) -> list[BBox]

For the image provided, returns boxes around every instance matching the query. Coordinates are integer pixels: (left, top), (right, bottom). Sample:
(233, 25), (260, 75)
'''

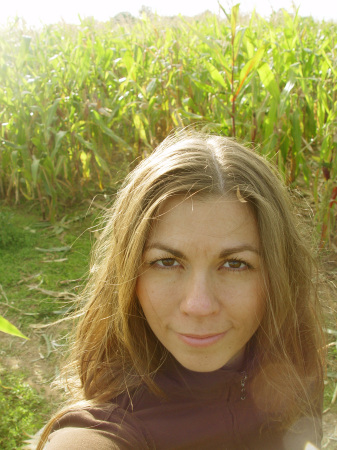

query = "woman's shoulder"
(44, 403), (155, 449)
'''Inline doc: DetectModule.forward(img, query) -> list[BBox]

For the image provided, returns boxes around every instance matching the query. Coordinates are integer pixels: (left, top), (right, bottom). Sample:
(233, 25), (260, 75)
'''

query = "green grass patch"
(0, 368), (51, 449)
(0, 210), (32, 250)
(0, 202), (99, 447)
(0, 203), (96, 330)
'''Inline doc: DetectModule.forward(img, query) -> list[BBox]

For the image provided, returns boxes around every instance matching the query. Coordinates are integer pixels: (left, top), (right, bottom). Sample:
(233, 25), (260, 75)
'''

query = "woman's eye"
(223, 260), (248, 270)
(154, 258), (180, 268)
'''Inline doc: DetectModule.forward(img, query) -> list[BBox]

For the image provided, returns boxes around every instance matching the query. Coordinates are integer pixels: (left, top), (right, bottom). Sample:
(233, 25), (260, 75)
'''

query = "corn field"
(0, 6), (336, 242)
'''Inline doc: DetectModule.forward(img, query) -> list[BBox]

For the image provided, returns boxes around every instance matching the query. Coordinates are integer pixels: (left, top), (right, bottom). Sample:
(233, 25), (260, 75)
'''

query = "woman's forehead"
(147, 195), (259, 250)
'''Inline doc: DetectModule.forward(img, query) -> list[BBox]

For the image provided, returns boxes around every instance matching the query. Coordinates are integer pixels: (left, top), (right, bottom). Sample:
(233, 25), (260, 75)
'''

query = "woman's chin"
(171, 349), (245, 373)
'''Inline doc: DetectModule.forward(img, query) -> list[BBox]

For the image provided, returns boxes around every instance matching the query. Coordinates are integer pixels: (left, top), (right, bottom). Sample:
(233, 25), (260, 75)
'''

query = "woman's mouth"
(177, 332), (226, 348)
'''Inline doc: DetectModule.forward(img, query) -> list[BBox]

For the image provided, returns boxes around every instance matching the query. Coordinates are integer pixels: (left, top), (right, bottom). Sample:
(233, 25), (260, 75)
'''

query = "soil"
(0, 322), (68, 411)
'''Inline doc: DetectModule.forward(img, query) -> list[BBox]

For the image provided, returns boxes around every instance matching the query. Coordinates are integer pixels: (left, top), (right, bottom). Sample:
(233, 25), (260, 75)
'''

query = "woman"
(39, 131), (325, 449)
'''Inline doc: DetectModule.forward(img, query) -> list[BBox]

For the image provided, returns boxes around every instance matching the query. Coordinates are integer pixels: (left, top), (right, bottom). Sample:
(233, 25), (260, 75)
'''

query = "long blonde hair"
(39, 131), (324, 447)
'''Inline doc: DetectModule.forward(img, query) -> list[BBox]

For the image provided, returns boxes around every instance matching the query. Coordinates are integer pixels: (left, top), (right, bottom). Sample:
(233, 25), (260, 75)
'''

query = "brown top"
(45, 357), (322, 449)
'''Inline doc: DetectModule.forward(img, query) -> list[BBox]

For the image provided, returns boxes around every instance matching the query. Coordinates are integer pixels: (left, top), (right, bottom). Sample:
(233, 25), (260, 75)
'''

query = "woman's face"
(136, 195), (265, 372)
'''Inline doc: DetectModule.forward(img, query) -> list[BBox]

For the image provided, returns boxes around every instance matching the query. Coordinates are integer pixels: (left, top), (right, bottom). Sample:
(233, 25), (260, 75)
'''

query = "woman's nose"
(180, 272), (220, 317)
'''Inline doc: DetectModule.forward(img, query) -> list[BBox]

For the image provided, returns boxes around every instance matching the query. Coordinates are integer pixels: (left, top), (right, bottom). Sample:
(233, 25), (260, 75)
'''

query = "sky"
(1, 0), (337, 27)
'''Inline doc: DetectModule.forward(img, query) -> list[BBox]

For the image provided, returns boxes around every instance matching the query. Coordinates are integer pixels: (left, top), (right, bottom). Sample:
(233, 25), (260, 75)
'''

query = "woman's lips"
(177, 332), (226, 347)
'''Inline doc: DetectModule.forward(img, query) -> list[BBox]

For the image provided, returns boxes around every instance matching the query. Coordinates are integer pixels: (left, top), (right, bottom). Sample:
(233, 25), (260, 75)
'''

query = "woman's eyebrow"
(219, 245), (260, 258)
(144, 243), (185, 259)
(144, 243), (259, 258)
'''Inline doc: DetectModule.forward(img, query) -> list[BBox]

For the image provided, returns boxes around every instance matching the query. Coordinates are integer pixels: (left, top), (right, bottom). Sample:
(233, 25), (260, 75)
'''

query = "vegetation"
(0, 369), (50, 449)
(0, 203), (96, 449)
(0, 5), (336, 242)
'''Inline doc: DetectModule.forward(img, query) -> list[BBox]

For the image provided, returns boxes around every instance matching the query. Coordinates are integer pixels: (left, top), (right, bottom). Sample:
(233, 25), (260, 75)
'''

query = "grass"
(0, 203), (94, 329)
(0, 202), (98, 449)
(0, 369), (50, 449)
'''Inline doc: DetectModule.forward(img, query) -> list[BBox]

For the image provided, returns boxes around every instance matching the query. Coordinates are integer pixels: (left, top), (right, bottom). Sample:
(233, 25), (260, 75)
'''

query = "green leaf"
(280, 135), (290, 163)
(0, 316), (29, 339)
(31, 156), (40, 187)
(179, 110), (204, 120)
(75, 134), (111, 175)
(235, 47), (265, 98)
(321, 135), (332, 163)
(279, 80), (295, 116)
(94, 153), (111, 174)
(320, 49), (337, 77)
(233, 27), (246, 61)
(205, 61), (228, 90)
(91, 111), (134, 154)
(134, 114), (148, 143)
(291, 110), (301, 155)
(51, 130), (67, 159)
(231, 4), (240, 40)
(46, 99), (61, 129)
(257, 63), (280, 101)
(263, 99), (278, 141)
(192, 80), (216, 94)
(146, 79), (157, 98)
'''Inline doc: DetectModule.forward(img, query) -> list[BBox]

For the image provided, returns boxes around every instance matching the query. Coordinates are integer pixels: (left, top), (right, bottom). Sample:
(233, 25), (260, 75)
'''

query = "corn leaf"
(257, 63), (280, 101)
(205, 61), (228, 90)
(0, 316), (29, 339)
